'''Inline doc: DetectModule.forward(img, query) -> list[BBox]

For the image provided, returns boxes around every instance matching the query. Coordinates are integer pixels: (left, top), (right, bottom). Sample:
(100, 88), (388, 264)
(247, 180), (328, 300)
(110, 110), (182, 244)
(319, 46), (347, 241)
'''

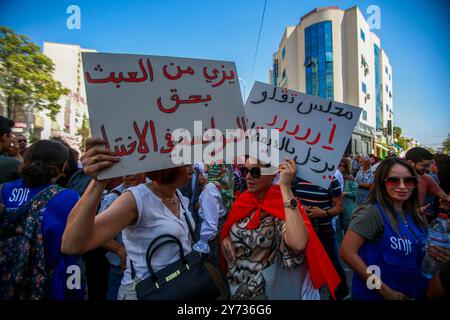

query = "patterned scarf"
(219, 185), (341, 299)
(206, 164), (234, 212)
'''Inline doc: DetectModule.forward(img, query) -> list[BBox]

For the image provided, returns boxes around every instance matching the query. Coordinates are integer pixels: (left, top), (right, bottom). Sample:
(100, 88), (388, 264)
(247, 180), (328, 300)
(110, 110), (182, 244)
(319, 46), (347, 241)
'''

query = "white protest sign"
(82, 52), (246, 179)
(245, 81), (362, 189)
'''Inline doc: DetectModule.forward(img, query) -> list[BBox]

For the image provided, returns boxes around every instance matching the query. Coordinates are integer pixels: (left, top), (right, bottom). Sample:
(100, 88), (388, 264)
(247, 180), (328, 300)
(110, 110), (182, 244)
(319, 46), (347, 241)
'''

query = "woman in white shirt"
(193, 164), (234, 270)
(61, 137), (195, 300)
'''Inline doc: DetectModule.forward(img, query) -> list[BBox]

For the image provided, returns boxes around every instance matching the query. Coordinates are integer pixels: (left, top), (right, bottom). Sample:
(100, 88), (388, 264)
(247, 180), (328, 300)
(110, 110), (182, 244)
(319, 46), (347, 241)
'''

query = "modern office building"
(269, 6), (394, 156)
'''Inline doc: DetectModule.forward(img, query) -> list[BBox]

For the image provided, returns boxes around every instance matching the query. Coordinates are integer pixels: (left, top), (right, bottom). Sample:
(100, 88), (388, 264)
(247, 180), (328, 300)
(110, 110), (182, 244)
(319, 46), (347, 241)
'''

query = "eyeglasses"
(384, 176), (418, 189)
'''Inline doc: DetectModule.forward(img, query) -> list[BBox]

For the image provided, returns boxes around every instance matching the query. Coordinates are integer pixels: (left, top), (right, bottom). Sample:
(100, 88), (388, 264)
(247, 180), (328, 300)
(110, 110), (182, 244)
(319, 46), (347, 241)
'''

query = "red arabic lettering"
(162, 63), (195, 80)
(85, 59), (153, 88)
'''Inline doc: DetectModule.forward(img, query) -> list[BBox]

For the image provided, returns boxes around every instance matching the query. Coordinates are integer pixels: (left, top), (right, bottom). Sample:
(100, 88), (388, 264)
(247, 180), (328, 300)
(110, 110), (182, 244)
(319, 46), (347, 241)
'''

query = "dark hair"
(147, 166), (186, 185)
(19, 140), (69, 187)
(50, 136), (80, 187)
(405, 147), (433, 163)
(0, 116), (14, 135)
(434, 154), (450, 194)
(339, 158), (352, 176)
(368, 157), (426, 232)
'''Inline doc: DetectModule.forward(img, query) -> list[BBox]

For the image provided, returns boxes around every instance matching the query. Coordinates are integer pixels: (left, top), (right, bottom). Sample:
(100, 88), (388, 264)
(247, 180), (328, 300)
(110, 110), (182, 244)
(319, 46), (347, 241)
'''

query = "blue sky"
(1, 0), (449, 148)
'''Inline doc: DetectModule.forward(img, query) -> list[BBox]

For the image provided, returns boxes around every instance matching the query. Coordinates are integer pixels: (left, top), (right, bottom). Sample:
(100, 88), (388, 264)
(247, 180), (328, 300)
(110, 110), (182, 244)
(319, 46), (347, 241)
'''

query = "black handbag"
(132, 193), (228, 300)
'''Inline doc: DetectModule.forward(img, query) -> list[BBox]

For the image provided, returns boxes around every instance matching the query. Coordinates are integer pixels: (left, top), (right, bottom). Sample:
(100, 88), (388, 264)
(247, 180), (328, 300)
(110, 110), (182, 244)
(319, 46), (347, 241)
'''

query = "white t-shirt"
(121, 184), (195, 285)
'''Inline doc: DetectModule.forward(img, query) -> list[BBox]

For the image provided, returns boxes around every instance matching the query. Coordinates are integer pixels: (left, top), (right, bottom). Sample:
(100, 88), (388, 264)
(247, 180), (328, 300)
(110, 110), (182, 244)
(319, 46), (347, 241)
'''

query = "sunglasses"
(384, 176), (418, 189)
(241, 165), (277, 179)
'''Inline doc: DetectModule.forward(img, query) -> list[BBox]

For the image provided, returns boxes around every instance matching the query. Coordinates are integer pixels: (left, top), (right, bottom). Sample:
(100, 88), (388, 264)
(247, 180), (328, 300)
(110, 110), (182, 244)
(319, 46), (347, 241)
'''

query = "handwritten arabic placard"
(245, 81), (362, 189)
(82, 52), (245, 179)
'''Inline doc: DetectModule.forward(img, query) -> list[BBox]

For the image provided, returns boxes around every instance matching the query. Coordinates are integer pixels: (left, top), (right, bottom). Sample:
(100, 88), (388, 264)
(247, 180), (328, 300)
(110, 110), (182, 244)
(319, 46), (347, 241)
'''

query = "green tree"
(77, 113), (91, 153)
(0, 26), (68, 120)
(393, 126), (402, 141)
(441, 133), (450, 155)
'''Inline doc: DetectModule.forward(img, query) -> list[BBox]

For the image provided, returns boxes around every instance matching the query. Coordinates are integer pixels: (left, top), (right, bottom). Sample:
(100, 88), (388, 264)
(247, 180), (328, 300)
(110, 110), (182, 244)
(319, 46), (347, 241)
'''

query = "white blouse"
(193, 183), (227, 253)
(121, 183), (195, 285)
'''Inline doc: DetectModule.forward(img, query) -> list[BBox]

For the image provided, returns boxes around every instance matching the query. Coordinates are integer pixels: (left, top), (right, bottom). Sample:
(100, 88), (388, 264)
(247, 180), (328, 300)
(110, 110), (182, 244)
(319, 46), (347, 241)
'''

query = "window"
(362, 82), (367, 93)
(360, 29), (365, 42)
(374, 44), (382, 130)
(282, 69), (286, 79)
(389, 74), (391, 80)
(386, 84), (388, 92)
(362, 110), (367, 121)
(386, 104), (389, 111)
(305, 21), (333, 100)
(272, 59), (278, 86)
(385, 66), (388, 74)
(282, 47), (286, 60)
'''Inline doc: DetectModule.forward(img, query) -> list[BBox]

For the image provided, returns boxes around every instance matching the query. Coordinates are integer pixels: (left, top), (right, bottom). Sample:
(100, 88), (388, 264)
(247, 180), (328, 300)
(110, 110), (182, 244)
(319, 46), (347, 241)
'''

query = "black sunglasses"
(241, 164), (272, 179)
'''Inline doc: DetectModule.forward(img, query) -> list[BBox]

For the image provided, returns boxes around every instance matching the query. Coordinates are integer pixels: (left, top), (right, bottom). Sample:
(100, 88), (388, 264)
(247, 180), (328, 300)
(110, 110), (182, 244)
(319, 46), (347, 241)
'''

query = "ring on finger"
(91, 155), (99, 165)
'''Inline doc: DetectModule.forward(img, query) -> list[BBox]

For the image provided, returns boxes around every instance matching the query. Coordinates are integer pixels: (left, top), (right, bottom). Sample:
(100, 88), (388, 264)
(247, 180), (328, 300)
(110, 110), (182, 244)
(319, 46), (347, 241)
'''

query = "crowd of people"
(1, 115), (449, 300)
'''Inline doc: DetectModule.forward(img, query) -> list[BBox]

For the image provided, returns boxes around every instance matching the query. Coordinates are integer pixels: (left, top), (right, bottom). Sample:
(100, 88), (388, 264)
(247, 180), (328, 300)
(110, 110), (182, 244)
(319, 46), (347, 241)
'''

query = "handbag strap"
(176, 191), (197, 243)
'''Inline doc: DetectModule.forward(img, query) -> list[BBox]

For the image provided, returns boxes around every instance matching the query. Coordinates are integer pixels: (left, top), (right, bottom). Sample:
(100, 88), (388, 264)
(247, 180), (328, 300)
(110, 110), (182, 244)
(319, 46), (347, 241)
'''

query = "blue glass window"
(305, 21), (333, 100)
(282, 69), (286, 79)
(362, 82), (367, 93)
(386, 84), (388, 92)
(362, 110), (367, 121)
(282, 47), (286, 60)
(374, 44), (382, 129)
(385, 66), (388, 74)
(360, 29), (365, 42)
(386, 104), (389, 111)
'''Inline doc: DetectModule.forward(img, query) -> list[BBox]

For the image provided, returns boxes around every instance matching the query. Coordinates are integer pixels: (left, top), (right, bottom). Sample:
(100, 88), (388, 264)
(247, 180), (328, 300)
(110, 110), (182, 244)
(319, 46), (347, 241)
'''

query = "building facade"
(269, 6), (394, 157)
(37, 42), (96, 149)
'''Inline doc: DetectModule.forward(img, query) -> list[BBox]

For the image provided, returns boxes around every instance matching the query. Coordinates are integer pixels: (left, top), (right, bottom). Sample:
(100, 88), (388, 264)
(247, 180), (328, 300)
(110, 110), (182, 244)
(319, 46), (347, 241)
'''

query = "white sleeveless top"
(121, 184), (195, 285)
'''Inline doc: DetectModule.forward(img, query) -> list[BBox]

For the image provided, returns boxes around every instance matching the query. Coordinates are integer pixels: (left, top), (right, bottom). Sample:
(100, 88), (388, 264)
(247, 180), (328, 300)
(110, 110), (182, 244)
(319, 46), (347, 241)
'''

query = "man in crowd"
(0, 116), (21, 184)
(355, 155), (374, 205)
(405, 147), (450, 215)
(16, 134), (28, 155)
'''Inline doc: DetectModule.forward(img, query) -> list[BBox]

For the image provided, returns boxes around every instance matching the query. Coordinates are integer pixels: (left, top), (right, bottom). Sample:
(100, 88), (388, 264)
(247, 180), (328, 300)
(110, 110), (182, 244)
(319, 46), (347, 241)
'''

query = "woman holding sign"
(220, 157), (341, 300)
(61, 137), (201, 300)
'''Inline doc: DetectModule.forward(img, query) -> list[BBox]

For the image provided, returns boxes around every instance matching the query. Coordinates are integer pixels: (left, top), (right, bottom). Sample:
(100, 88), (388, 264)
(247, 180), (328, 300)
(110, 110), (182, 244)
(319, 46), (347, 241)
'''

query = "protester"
(405, 147), (450, 216)
(220, 158), (341, 300)
(99, 173), (147, 300)
(355, 155), (374, 205)
(340, 157), (428, 300)
(16, 134), (27, 155)
(0, 139), (83, 300)
(433, 153), (450, 194)
(291, 173), (349, 300)
(61, 137), (200, 300)
(193, 164), (234, 271)
(337, 158), (358, 244)
(352, 154), (361, 177)
(0, 116), (21, 184)
(50, 136), (80, 188)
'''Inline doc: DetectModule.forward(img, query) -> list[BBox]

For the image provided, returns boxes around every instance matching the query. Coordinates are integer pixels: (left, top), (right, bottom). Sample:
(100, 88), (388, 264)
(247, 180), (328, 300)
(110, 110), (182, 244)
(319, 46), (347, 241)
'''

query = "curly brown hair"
(19, 140), (69, 187)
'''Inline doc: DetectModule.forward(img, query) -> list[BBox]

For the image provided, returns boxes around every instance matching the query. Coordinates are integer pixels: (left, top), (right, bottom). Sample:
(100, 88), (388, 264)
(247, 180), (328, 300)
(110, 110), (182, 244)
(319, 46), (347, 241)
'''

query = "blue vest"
(352, 203), (428, 300)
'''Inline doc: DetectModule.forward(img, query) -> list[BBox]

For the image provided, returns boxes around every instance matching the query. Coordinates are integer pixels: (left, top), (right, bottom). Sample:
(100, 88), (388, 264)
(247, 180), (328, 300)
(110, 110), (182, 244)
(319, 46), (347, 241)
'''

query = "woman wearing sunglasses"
(340, 157), (428, 300)
(220, 158), (341, 300)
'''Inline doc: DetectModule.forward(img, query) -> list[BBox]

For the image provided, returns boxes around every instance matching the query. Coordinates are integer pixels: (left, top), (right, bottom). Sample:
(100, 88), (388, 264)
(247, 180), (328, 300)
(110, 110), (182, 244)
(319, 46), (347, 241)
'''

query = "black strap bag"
(132, 194), (228, 300)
